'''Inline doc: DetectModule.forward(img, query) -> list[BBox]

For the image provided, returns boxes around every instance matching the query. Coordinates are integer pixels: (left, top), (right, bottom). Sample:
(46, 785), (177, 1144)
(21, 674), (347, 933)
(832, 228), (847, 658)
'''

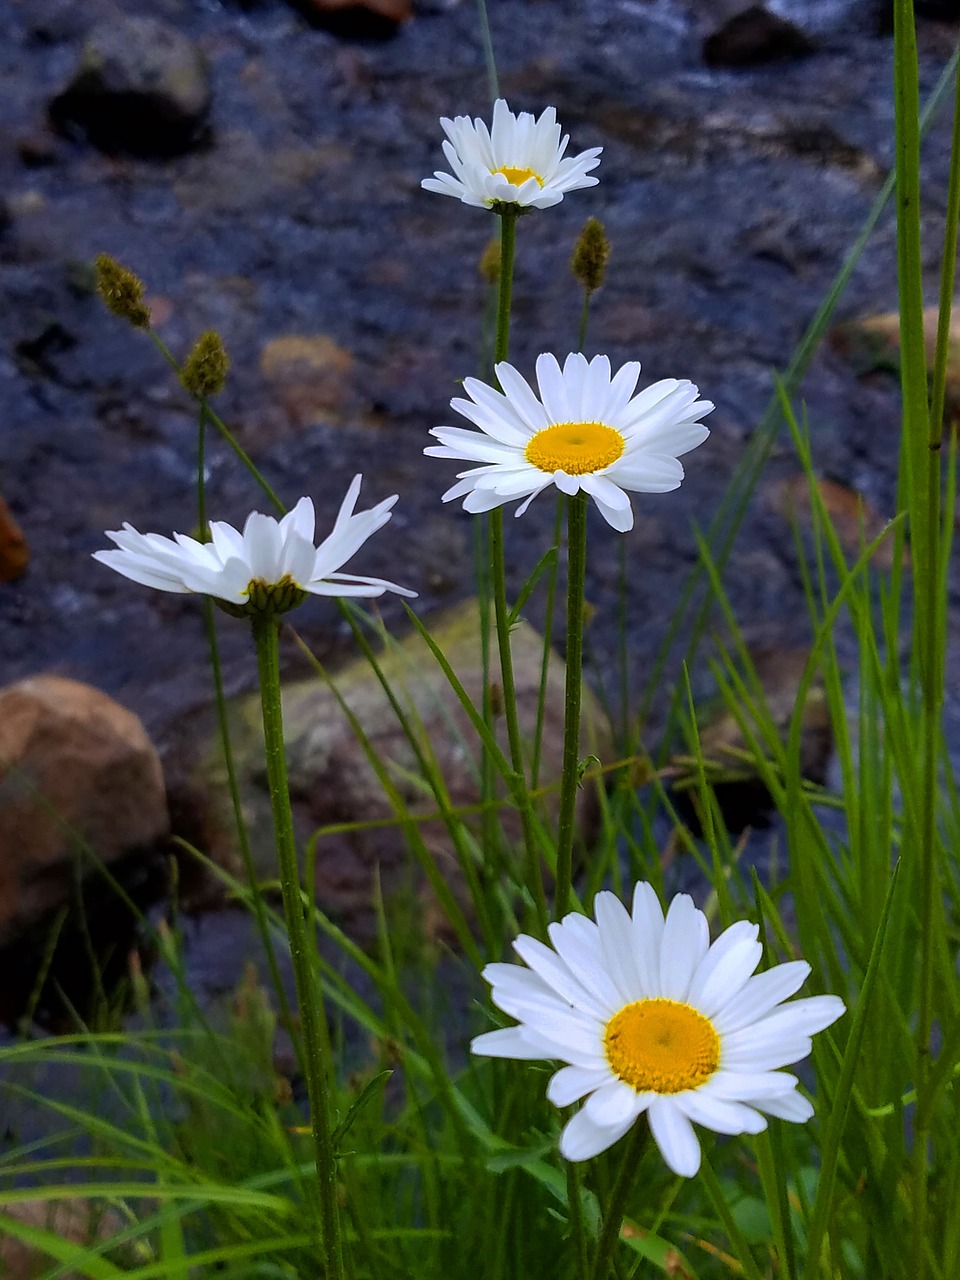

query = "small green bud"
(478, 237), (501, 284)
(571, 217), (611, 294)
(94, 253), (151, 328)
(181, 329), (230, 398)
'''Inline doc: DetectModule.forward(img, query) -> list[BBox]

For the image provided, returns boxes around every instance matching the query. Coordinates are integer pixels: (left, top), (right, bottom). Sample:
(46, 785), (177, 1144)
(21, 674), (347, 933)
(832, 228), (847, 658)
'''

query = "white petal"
(547, 1064), (612, 1107)
(659, 894), (709, 1001)
(559, 1107), (637, 1162)
(593, 891), (644, 1002)
(647, 1097), (702, 1177)
(711, 962), (811, 1035)
(687, 922), (761, 1016)
(630, 882), (665, 994)
(471, 1027), (548, 1059)
(583, 1080), (648, 1127)
(676, 1092), (767, 1136)
(511, 935), (608, 1017)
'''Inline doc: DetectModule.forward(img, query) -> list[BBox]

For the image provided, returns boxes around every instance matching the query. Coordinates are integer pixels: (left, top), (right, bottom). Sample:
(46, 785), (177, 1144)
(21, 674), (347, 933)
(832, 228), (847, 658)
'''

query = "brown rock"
(703, 5), (816, 67)
(772, 473), (899, 570)
(0, 1200), (128, 1279)
(287, 0), (411, 37)
(831, 304), (960, 422)
(0, 497), (29, 582)
(187, 600), (612, 937)
(0, 676), (169, 946)
(670, 647), (831, 833)
(259, 333), (357, 429)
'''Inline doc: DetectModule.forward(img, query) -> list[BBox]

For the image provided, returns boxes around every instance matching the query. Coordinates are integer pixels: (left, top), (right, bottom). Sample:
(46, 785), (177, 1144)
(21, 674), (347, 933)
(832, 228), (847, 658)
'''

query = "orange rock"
(0, 496), (29, 581)
(0, 676), (169, 946)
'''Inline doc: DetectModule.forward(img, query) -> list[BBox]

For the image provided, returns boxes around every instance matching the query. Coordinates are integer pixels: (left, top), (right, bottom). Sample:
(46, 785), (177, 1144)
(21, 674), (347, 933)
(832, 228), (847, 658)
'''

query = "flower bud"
(478, 237), (501, 284)
(94, 254), (151, 328)
(571, 217), (611, 294)
(181, 329), (230, 398)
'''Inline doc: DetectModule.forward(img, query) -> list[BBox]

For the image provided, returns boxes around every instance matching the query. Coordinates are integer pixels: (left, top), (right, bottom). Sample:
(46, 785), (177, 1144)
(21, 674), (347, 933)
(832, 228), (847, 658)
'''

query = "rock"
(0, 1200), (129, 1279)
(669, 647), (831, 833)
(703, 6), (816, 67)
(830, 303), (960, 421)
(48, 17), (212, 157)
(259, 333), (357, 429)
(183, 599), (612, 937)
(286, 0), (412, 38)
(772, 474), (898, 571)
(0, 676), (170, 947)
(0, 497), (29, 582)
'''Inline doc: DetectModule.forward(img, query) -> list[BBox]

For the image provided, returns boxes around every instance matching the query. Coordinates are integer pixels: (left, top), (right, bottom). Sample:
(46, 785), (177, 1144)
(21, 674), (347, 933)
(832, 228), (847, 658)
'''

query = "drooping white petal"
(648, 1098), (702, 1177)
(559, 1106), (637, 1162)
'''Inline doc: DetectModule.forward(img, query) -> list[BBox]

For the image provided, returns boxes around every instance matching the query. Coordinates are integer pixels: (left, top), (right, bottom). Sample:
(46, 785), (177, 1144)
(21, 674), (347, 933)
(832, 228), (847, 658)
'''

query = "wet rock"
(831, 303), (960, 421)
(0, 676), (170, 947)
(669, 647), (831, 834)
(287, 0), (412, 38)
(703, 6), (816, 67)
(184, 599), (612, 937)
(0, 1200), (129, 1279)
(0, 497), (29, 582)
(48, 17), (212, 157)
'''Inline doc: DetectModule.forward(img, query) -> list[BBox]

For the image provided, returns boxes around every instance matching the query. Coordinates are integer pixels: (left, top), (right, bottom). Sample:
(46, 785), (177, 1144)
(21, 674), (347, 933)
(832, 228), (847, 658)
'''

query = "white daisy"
(426, 353), (714, 532)
(472, 883), (845, 1175)
(421, 99), (602, 211)
(94, 474), (415, 614)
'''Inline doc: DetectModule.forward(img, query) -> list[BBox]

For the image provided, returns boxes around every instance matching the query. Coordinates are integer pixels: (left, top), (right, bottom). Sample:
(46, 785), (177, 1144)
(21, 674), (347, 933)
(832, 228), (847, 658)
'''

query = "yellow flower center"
(604, 998), (720, 1094)
(493, 165), (544, 188)
(524, 422), (625, 476)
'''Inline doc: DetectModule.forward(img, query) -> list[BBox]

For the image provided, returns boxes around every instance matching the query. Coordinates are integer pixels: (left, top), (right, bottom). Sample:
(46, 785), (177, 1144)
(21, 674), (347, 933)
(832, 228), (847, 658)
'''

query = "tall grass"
(2, 1), (960, 1276)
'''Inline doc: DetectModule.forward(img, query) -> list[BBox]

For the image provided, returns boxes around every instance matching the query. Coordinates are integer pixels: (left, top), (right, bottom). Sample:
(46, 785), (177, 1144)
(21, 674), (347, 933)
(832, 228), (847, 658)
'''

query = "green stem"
(486, 208), (548, 927)
(251, 614), (344, 1280)
(589, 1122), (647, 1280)
(577, 290), (592, 353)
(195, 402), (297, 1069)
(495, 210), (516, 365)
(555, 493), (588, 921)
(491, 508), (549, 932)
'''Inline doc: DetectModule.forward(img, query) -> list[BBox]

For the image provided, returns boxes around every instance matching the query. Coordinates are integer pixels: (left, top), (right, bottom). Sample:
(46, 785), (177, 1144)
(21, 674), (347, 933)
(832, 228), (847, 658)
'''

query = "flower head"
(421, 99), (601, 212)
(94, 475), (415, 615)
(472, 883), (845, 1175)
(426, 353), (713, 532)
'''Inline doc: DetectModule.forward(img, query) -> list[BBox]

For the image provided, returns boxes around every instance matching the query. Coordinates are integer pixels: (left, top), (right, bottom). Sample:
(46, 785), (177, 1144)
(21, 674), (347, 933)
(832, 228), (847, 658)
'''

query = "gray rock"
(184, 599), (613, 939)
(49, 16), (211, 157)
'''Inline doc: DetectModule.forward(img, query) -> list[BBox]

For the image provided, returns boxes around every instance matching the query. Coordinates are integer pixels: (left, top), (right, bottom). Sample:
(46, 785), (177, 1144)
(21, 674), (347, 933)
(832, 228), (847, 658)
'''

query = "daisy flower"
(472, 883), (845, 1175)
(426, 353), (713, 532)
(94, 474), (415, 614)
(421, 99), (601, 211)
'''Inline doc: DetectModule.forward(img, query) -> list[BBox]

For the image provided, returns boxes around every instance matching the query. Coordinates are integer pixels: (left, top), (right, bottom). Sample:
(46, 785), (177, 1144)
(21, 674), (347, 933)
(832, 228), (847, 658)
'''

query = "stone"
(0, 496), (29, 582)
(703, 6), (816, 67)
(0, 676), (169, 946)
(48, 17), (212, 157)
(259, 333), (357, 429)
(772, 474), (899, 571)
(286, 0), (412, 38)
(670, 647), (831, 833)
(831, 304), (960, 422)
(0, 1200), (128, 1279)
(183, 600), (612, 937)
